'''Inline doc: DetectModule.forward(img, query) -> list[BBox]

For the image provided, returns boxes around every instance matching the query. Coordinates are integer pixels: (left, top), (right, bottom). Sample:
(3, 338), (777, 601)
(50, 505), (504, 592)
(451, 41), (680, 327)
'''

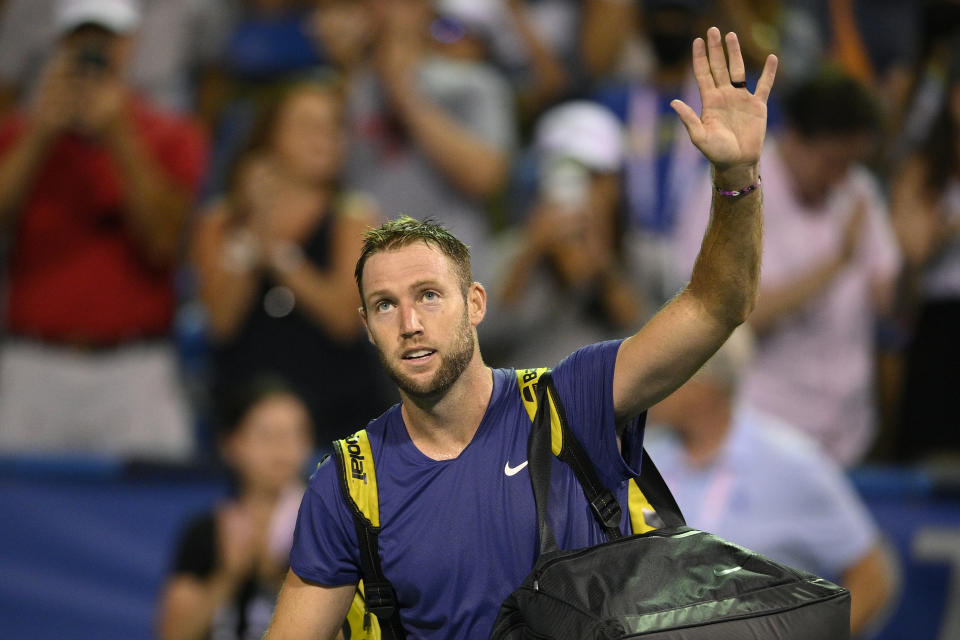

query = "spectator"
(889, 36), (960, 463)
(676, 68), (901, 466)
(342, 0), (516, 285)
(0, 0), (207, 459)
(156, 376), (314, 640)
(494, 100), (643, 366)
(647, 328), (896, 637)
(201, 0), (332, 200)
(0, 0), (234, 117)
(192, 78), (396, 447)
(430, 0), (635, 124)
(594, 0), (710, 306)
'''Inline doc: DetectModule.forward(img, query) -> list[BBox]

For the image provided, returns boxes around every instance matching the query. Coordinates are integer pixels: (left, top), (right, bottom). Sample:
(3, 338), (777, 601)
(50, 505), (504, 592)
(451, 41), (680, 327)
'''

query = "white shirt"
(644, 405), (878, 580)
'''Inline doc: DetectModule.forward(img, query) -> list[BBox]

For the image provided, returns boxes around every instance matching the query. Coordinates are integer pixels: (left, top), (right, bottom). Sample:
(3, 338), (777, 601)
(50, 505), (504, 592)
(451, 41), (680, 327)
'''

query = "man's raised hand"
(670, 27), (777, 174)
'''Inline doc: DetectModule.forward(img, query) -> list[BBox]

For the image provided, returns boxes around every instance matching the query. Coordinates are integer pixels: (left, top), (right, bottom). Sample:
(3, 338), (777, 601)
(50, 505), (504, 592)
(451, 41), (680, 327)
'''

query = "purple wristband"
(715, 176), (761, 198)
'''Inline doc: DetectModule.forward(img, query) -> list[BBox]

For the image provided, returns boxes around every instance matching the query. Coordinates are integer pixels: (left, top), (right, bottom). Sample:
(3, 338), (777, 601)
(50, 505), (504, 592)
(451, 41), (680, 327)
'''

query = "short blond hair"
(354, 216), (473, 308)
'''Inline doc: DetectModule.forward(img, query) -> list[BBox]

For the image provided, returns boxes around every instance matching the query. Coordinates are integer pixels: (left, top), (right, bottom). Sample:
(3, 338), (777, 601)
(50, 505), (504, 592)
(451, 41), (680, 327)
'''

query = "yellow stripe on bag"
(344, 581), (381, 639)
(628, 480), (657, 533)
(516, 368), (562, 455)
(337, 429), (380, 528)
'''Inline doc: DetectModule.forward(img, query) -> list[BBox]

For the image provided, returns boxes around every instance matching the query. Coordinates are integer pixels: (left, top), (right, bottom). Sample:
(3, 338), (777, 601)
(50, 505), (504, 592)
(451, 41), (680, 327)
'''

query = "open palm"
(671, 28), (778, 171)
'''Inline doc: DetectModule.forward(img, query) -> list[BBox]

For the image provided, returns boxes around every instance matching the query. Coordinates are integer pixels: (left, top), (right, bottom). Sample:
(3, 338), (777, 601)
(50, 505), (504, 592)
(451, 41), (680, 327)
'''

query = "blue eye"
(423, 291), (439, 302)
(375, 300), (393, 313)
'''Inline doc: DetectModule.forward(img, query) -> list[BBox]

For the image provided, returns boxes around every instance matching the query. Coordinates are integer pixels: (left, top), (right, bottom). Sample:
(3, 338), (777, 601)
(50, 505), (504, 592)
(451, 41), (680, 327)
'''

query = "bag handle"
(528, 373), (685, 556)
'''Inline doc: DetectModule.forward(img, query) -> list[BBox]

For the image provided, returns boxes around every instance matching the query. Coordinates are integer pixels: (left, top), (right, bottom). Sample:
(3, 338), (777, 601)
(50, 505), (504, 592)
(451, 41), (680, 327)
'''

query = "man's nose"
(399, 303), (423, 339)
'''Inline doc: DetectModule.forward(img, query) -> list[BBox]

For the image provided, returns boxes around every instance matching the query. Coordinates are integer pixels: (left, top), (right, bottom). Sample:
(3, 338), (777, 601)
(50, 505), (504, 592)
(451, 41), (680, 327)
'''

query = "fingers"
(754, 53), (779, 103)
(706, 27), (730, 87)
(690, 36), (714, 95)
(725, 32), (746, 84)
(670, 99), (704, 145)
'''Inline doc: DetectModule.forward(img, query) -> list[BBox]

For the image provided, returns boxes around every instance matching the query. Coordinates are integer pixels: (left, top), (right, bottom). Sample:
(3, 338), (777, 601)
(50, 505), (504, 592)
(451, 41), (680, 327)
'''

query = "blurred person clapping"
(193, 79), (395, 447)
(889, 36), (960, 463)
(157, 377), (314, 640)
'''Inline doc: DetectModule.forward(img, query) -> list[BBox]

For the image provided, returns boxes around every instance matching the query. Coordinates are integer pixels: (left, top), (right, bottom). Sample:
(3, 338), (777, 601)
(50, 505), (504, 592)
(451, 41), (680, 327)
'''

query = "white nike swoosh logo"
(504, 460), (528, 476)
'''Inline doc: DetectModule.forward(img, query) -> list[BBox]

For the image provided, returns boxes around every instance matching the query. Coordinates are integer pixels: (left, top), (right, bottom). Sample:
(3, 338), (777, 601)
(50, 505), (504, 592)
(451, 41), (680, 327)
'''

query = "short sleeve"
(550, 339), (638, 490)
(171, 513), (217, 578)
(289, 456), (362, 587)
(154, 114), (210, 194)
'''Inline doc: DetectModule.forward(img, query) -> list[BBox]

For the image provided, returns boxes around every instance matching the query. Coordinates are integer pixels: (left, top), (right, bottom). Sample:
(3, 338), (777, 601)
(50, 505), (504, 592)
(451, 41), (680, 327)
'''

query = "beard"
(377, 311), (476, 399)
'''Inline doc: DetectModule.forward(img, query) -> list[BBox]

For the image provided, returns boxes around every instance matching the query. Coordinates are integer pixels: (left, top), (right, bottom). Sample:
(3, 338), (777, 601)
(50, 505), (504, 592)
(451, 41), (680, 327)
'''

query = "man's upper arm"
(265, 569), (355, 640)
(613, 291), (733, 421)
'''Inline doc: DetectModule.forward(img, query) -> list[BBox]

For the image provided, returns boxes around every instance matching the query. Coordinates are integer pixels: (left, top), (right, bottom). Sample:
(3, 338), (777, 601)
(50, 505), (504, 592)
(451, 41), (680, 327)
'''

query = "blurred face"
(315, 1), (375, 68)
(272, 88), (345, 183)
(360, 242), (484, 399)
(647, 7), (696, 68)
(60, 25), (133, 79)
(223, 394), (313, 494)
(785, 131), (872, 206)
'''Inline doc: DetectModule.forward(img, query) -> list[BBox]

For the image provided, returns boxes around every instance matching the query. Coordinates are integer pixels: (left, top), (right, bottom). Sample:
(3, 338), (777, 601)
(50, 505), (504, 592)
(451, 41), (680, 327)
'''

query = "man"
(646, 328), (895, 637)
(675, 69), (901, 466)
(266, 28), (777, 638)
(0, 0), (233, 117)
(0, 0), (207, 458)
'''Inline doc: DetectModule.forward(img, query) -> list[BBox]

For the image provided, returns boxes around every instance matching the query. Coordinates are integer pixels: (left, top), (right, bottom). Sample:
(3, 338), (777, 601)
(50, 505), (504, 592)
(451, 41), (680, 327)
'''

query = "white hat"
(534, 101), (625, 173)
(54, 0), (142, 36)
(433, 0), (505, 41)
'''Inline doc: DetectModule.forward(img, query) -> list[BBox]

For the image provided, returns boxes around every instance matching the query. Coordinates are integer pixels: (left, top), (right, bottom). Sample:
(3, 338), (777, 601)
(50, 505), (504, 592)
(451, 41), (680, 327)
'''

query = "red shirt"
(0, 101), (208, 343)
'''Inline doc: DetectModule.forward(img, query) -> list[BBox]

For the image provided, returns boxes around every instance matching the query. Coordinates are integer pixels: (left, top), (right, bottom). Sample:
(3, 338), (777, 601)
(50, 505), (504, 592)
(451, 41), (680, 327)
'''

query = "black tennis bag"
(490, 373), (851, 640)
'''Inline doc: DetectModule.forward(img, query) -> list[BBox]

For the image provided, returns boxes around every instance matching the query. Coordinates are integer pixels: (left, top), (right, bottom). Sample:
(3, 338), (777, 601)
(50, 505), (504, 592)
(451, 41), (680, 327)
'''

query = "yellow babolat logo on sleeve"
(338, 430), (380, 529)
(515, 368), (562, 456)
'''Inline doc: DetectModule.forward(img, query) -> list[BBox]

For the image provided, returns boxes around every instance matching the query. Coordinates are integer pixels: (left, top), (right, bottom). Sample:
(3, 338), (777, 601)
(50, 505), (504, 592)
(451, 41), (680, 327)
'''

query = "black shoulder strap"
(539, 372), (625, 540)
(529, 372), (684, 556)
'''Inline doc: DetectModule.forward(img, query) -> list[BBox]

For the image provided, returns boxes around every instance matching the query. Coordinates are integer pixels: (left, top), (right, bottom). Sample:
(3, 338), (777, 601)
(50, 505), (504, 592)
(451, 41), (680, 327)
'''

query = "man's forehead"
(362, 242), (457, 292)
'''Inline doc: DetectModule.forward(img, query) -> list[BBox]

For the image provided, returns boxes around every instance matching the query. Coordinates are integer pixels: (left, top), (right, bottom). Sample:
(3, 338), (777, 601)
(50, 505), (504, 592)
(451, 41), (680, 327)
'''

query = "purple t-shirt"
(290, 340), (645, 638)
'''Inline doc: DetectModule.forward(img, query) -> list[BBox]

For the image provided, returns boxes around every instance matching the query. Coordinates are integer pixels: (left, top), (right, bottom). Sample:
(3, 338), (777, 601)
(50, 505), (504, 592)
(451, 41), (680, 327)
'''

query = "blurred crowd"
(1, 0), (959, 636)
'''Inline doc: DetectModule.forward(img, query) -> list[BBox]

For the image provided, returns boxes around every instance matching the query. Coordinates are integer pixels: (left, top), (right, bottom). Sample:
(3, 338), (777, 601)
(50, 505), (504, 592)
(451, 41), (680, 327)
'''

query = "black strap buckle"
(590, 490), (622, 531)
(364, 581), (398, 619)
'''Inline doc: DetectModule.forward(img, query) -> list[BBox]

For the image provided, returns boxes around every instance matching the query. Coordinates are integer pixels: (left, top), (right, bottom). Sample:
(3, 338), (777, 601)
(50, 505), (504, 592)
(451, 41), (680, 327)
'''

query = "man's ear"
(358, 306), (375, 345)
(468, 282), (487, 327)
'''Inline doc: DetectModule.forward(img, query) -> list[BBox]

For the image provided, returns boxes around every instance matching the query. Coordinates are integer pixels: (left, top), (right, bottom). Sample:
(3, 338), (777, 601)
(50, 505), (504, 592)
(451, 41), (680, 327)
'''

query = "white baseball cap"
(433, 0), (505, 41)
(534, 101), (625, 173)
(54, 0), (142, 36)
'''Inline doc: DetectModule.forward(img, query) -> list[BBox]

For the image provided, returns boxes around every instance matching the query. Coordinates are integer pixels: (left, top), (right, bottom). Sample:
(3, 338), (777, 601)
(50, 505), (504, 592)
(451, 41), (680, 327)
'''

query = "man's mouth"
(402, 349), (436, 361)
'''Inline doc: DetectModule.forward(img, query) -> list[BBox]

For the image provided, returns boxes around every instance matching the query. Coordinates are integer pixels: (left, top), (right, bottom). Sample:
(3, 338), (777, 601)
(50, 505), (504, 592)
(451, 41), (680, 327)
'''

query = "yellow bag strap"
(516, 368), (563, 456)
(332, 429), (404, 639)
(333, 429), (380, 529)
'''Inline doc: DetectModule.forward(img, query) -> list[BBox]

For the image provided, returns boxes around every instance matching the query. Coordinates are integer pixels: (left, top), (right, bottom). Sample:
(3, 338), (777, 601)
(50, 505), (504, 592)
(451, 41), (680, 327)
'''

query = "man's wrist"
(712, 164), (760, 192)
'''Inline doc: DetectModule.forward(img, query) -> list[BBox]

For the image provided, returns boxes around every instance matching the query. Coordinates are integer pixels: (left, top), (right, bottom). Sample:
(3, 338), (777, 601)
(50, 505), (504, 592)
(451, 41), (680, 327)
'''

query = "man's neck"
(400, 353), (494, 461)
